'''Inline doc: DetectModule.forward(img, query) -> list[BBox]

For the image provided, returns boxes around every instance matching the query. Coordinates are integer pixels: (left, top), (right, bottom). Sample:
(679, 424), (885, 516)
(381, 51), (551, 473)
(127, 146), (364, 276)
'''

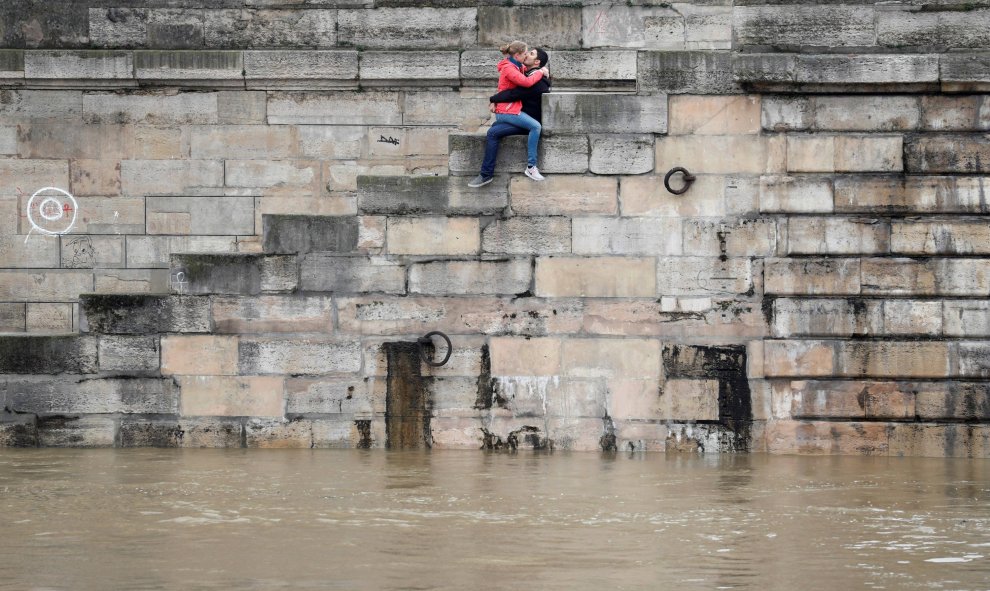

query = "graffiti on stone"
(23, 186), (78, 244)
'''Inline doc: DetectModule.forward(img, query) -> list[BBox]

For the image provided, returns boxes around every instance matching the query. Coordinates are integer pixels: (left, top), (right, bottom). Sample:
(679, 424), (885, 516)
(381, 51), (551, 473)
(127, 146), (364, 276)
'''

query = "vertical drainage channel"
(384, 341), (432, 449)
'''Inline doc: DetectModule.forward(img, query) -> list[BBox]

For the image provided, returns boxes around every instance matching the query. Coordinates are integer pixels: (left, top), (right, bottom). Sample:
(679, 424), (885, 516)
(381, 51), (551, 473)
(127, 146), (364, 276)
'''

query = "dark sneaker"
(468, 175), (494, 188)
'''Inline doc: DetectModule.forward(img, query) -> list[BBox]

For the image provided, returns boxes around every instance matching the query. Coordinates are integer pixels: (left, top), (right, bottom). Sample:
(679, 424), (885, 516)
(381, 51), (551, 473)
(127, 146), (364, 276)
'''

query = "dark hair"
(535, 49), (550, 67)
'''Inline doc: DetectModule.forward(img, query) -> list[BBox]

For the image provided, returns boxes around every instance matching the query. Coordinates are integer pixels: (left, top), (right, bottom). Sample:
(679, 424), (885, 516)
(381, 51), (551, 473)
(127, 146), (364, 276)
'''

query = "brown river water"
(0, 450), (987, 590)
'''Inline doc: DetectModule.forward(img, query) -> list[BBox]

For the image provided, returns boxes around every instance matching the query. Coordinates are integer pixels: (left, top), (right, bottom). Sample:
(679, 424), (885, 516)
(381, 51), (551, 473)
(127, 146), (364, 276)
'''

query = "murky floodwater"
(0, 451), (988, 591)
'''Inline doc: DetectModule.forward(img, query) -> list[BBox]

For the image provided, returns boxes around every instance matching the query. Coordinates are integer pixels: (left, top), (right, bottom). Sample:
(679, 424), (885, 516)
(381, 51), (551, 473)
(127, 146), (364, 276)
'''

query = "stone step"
(356, 175), (508, 216)
(262, 214), (360, 255)
(169, 253), (298, 296)
(80, 294), (211, 335)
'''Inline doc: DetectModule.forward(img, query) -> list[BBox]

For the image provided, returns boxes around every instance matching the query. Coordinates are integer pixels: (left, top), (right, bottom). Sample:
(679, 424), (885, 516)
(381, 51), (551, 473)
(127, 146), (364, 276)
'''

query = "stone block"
(161, 335), (239, 376)
(639, 51), (738, 94)
(118, 420), (183, 448)
(958, 342), (990, 378)
(786, 135), (903, 173)
(82, 91), (218, 125)
(409, 259), (532, 296)
(189, 125), (294, 159)
(134, 50), (243, 84)
(212, 295), (333, 334)
(482, 216), (570, 255)
(337, 8), (476, 49)
(682, 218), (777, 257)
(458, 49), (502, 82)
(861, 258), (990, 296)
(359, 51), (460, 84)
(68, 159), (121, 196)
(96, 335), (159, 374)
(659, 379), (719, 421)
(146, 196), (254, 236)
(203, 9), (336, 48)
(777, 380), (915, 420)
(916, 385), (990, 421)
(622, 174), (759, 218)
(0, 304), (25, 332)
(786, 96), (921, 132)
(561, 338), (661, 380)
(1, 2), (89, 49)
(324, 162), (405, 193)
(510, 175), (616, 216)
(239, 337), (363, 375)
(245, 50), (357, 87)
(489, 337), (562, 377)
(735, 53), (939, 88)
(0, 270), (93, 302)
(170, 253), (298, 295)
(94, 269), (169, 295)
(478, 7), (582, 49)
(225, 160), (319, 189)
(285, 377), (373, 416)
(891, 221), (990, 255)
(25, 50), (133, 81)
(367, 125), (450, 159)
(0, 376), (177, 415)
(263, 215), (358, 254)
(125, 236), (236, 269)
(403, 89), (491, 128)
(37, 416), (116, 448)
(244, 418), (313, 448)
(940, 52), (990, 91)
(19, 123), (135, 160)
(763, 340), (835, 377)
(88, 8), (204, 50)
(0, 126), (17, 154)
(386, 217), (479, 256)
(583, 4), (731, 51)
(25, 303), (73, 334)
(297, 125), (363, 159)
(656, 257), (753, 296)
(877, 7), (990, 50)
(178, 418), (243, 448)
(218, 90), (266, 124)
(544, 94), (667, 135)
(883, 300), (942, 336)
(582, 299), (765, 339)
(0, 234), (60, 269)
(80, 294), (210, 335)
(448, 133), (590, 176)
(905, 134), (990, 173)
(120, 160), (223, 196)
(771, 298), (882, 338)
(572, 217), (681, 256)
(535, 256), (655, 298)
(833, 175), (990, 214)
(921, 96), (985, 131)
(357, 175), (448, 215)
(178, 375), (284, 417)
(669, 95), (760, 135)
(589, 135), (654, 175)
(836, 341), (949, 378)
(0, 411), (35, 447)
(764, 258), (860, 295)
(0, 89), (82, 121)
(551, 50), (639, 87)
(299, 254), (405, 294)
(733, 5), (875, 48)
(0, 159), (69, 195)
(786, 217), (889, 255)
(944, 301), (990, 337)
(888, 424), (990, 458)
(657, 135), (780, 175)
(267, 90), (402, 125)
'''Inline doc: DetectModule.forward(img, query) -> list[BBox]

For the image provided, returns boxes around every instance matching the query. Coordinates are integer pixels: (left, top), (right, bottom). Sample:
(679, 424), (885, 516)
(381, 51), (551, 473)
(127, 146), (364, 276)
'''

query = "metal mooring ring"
(418, 331), (453, 367)
(664, 167), (696, 195)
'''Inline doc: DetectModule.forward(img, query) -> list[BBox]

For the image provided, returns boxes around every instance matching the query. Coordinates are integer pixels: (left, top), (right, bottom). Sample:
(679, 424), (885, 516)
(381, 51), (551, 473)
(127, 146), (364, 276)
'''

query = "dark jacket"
(490, 68), (551, 123)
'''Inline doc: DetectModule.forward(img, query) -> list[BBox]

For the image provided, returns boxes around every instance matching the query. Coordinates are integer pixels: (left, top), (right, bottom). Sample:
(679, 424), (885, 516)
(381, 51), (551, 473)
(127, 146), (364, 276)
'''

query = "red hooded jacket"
(493, 57), (544, 115)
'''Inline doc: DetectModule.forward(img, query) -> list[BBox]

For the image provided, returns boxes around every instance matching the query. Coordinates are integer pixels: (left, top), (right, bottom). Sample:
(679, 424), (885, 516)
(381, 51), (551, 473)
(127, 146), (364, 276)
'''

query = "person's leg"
(496, 113), (541, 167)
(479, 120), (518, 178)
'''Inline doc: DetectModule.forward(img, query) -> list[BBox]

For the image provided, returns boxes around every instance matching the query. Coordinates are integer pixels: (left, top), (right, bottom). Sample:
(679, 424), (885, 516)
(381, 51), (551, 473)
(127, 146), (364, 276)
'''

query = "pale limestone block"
(561, 338), (661, 380)
(668, 95), (761, 135)
(409, 259), (532, 296)
(294, 126), (363, 160)
(285, 377), (373, 416)
(490, 337), (562, 377)
(680, 4), (733, 50)
(212, 295), (334, 334)
(610, 379), (662, 420)
(0, 90), (83, 121)
(367, 126), (450, 158)
(838, 341), (951, 379)
(656, 257), (752, 296)
(161, 335), (239, 376)
(733, 5), (875, 48)
(544, 94), (667, 134)
(883, 300), (943, 336)
(482, 217), (571, 255)
(771, 298), (882, 338)
(459, 49), (502, 82)
(891, 222), (990, 255)
(0, 270), (93, 301)
(359, 51), (460, 83)
(448, 133), (590, 176)
(131, 127), (183, 159)
(0, 235), (59, 268)
(944, 301), (990, 337)
(682, 218), (777, 257)
(25, 303), (73, 333)
(146, 196), (255, 236)
(535, 256), (656, 297)
(245, 50), (357, 85)
(93, 269), (170, 294)
(357, 216), (386, 250)
(238, 337), (363, 375)
(861, 258), (990, 296)
(337, 8), (476, 50)
(0, 127), (18, 154)
(786, 217), (889, 255)
(218, 90), (267, 124)
(922, 96), (982, 131)
(621, 174), (759, 218)
(784, 380), (916, 420)
(60, 235), (125, 269)
(589, 135), (654, 175)
(69, 159), (121, 197)
(657, 135), (774, 174)
(120, 160), (223, 196)
(660, 378), (719, 421)
(244, 418), (313, 448)
(0, 159), (69, 195)
(267, 91), (402, 125)
(551, 50), (638, 83)
(178, 375), (285, 417)
(83, 92), (218, 125)
(761, 96), (811, 131)
(259, 194), (356, 218)
(615, 420), (668, 451)
(324, 162), (405, 192)
(126, 236), (236, 268)
(386, 217), (480, 256)
(786, 135), (834, 172)
(764, 340), (835, 377)
(25, 50), (133, 80)
(403, 89), (491, 129)
(0, 199), (15, 235)
(835, 135), (903, 172)
(766, 420), (889, 456)
(98, 335), (160, 373)
(203, 9), (337, 48)
(224, 160), (319, 188)
(764, 258), (860, 295)
(298, 255), (405, 294)
(582, 5), (684, 49)
(572, 217), (682, 256)
(813, 96), (921, 131)
(759, 175), (833, 214)
(19, 124), (137, 160)
(888, 424), (990, 458)
(510, 175), (617, 216)
(189, 125), (295, 159)
(134, 50), (243, 82)
(582, 299), (765, 339)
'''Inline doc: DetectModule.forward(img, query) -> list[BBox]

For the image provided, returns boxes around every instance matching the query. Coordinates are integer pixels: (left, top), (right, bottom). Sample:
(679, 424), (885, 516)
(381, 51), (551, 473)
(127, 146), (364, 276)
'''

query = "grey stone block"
(448, 133), (589, 175)
(357, 176), (448, 215)
(544, 93), (667, 134)
(267, 91), (402, 125)
(733, 5), (876, 48)
(80, 294), (211, 334)
(89, 8), (206, 49)
(552, 50), (638, 87)
(37, 415), (116, 447)
(245, 50), (358, 88)
(170, 253), (298, 295)
(478, 7), (582, 49)
(337, 8), (476, 50)
(98, 335), (161, 373)
(482, 217), (571, 255)
(118, 419), (182, 447)
(0, 376), (179, 415)
(0, 89), (83, 120)
(60, 236), (125, 269)
(459, 50), (501, 82)
(409, 259), (532, 295)
(263, 215), (359, 254)
(639, 51), (739, 94)
(905, 134), (990, 173)
(0, 410), (37, 447)
(762, 95), (922, 132)
(24, 50), (134, 82)
(0, 336), (98, 374)
(239, 337), (363, 375)
(735, 53), (939, 89)
(0, 303), (26, 332)
(134, 50), (243, 84)
(146, 196), (255, 236)
(179, 418), (244, 448)
(589, 135), (655, 175)
(0, 50), (24, 80)
(125, 236), (237, 269)
(218, 90), (266, 123)
(203, 9), (337, 48)
(299, 254), (405, 294)
(878, 7), (990, 50)
(82, 91), (219, 125)
(359, 51), (460, 85)
(0, 1), (89, 49)
(941, 52), (990, 91)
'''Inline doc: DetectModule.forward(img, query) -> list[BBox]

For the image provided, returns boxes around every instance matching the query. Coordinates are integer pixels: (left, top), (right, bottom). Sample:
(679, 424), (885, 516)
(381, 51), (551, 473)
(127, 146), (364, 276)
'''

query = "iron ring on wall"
(664, 167), (696, 195)
(418, 331), (453, 367)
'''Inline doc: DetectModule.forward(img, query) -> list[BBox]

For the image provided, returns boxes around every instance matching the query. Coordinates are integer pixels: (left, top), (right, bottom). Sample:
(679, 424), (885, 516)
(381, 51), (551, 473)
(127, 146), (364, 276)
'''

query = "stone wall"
(1, 1), (989, 455)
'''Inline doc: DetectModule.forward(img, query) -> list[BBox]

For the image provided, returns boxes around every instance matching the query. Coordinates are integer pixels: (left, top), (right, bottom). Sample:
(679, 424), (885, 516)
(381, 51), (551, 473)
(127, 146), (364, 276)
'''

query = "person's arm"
(491, 86), (537, 103)
(500, 65), (543, 88)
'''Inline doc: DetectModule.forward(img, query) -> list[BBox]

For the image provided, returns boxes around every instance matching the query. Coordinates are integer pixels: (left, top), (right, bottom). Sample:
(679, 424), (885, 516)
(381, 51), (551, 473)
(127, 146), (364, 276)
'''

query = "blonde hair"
(499, 41), (527, 56)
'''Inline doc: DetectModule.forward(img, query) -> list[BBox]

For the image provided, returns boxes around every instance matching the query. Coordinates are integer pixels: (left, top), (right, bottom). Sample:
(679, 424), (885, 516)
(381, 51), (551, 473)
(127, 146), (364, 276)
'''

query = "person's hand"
(489, 103), (496, 113)
(539, 67), (550, 78)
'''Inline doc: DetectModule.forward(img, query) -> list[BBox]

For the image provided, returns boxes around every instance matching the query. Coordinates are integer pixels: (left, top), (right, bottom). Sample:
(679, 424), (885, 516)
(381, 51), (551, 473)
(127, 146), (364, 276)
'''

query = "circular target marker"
(27, 187), (77, 237)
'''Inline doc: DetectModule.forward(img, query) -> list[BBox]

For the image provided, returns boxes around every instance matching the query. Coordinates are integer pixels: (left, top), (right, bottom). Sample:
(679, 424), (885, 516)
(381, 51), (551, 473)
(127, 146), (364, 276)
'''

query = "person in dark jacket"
(468, 48), (551, 188)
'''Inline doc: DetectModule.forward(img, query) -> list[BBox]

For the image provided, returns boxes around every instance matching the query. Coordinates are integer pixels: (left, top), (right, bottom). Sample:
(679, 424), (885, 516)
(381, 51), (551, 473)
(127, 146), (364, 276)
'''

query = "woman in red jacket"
(491, 40), (549, 181)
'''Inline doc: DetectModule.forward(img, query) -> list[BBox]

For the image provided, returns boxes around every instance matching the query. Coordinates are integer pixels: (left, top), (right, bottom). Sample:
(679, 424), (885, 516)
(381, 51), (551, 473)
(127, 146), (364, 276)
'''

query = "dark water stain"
(355, 420), (372, 449)
(384, 342), (432, 449)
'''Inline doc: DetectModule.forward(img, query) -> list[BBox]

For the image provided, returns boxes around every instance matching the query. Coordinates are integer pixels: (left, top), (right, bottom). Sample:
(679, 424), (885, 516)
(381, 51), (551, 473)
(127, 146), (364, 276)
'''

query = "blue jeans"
(479, 113), (541, 177)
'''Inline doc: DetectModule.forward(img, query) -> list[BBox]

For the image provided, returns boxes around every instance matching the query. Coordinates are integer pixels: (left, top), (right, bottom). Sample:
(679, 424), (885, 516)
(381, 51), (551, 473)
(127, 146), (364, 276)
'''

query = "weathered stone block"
(589, 135), (654, 175)
(562, 338), (661, 380)
(916, 385), (990, 421)
(189, 125), (294, 159)
(226, 160), (319, 189)
(940, 52), (990, 91)
(1, 2), (89, 49)
(68, 159), (121, 196)
(94, 269), (169, 296)
(88, 8), (203, 50)
(509, 175), (616, 216)
(639, 51), (738, 94)
(0, 89), (81, 121)
(244, 417), (312, 448)
(682, 218), (777, 257)
(669, 95), (760, 135)
(535, 256), (656, 298)
(263, 215), (358, 254)
(177, 375), (284, 417)
(479, 7), (582, 49)
(572, 217), (681, 256)
(386, 217), (479, 256)
(0, 304), (25, 332)
(299, 254), (405, 294)
(660, 379), (719, 421)
(120, 160), (223, 196)
(490, 337), (562, 377)
(921, 96), (986, 131)
(0, 336), (96, 374)
(146, 196), (254, 236)
(482, 216), (570, 255)
(838, 341), (950, 378)
(0, 270), (93, 302)
(0, 410), (35, 446)
(944, 301), (990, 337)
(656, 257), (753, 296)
(218, 90), (266, 124)
(787, 217), (889, 255)
(833, 175), (990, 214)
(448, 133), (590, 175)
(178, 418), (243, 448)
(883, 300), (943, 336)
(545, 94), (667, 135)
(891, 221), (990, 255)
(0, 234), (60, 269)
(0, 376), (178, 415)
(212, 295), (333, 334)
(861, 258), (990, 296)
(267, 90), (402, 125)
(409, 259), (532, 295)
(118, 419), (183, 448)
(359, 51), (459, 84)
(37, 415), (116, 448)
(239, 337), (362, 375)
(0, 159), (70, 195)
(583, 4), (729, 51)
(285, 377), (372, 416)
(771, 298), (882, 338)
(83, 91), (218, 125)
(162, 335), (239, 376)
(25, 50), (133, 81)
(25, 303), (73, 334)
(764, 258), (860, 295)
(99, 335), (160, 373)
(337, 8), (476, 49)
(81, 294), (210, 335)
(763, 340), (835, 377)
(170, 253), (298, 295)
(583, 299), (764, 339)
(203, 9), (336, 48)
(622, 174), (759, 218)
(658, 135), (780, 175)
(735, 54), (939, 88)
(125, 236), (236, 269)
(877, 8), (990, 50)
(766, 420), (889, 456)
(134, 50), (243, 83)
(244, 50), (357, 88)
(777, 380), (916, 420)
(888, 423), (990, 458)
(734, 5), (875, 48)
(357, 175), (447, 215)
(786, 135), (903, 173)
(905, 134), (990, 173)
(551, 50), (639, 86)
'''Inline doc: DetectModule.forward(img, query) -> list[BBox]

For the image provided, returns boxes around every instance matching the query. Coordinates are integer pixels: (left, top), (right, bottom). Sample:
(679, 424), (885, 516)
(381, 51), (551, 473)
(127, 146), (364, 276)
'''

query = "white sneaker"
(525, 166), (545, 181)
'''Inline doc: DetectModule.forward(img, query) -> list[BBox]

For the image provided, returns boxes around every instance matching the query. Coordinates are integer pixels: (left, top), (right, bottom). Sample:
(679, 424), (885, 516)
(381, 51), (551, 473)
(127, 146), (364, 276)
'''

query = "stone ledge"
(733, 53), (940, 92)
